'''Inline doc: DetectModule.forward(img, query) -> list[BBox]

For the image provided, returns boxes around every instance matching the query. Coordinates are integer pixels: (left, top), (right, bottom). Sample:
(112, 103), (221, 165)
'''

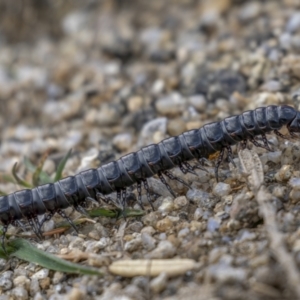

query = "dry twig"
(239, 149), (300, 299)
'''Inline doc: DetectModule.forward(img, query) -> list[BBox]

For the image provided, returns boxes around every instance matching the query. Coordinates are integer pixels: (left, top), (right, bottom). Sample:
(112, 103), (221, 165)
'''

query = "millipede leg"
(86, 197), (99, 205)
(195, 158), (210, 172)
(28, 218), (43, 240)
(289, 131), (298, 139)
(239, 139), (247, 150)
(116, 190), (122, 208)
(136, 182), (145, 210)
(199, 157), (211, 166)
(250, 136), (272, 151)
(15, 220), (26, 231)
(158, 172), (176, 198)
(34, 216), (44, 239)
(121, 189), (127, 219)
(57, 209), (78, 233)
(261, 134), (273, 151)
(215, 148), (225, 182)
(143, 179), (154, 210)
(39, 211), (55, 232)
(181, 162), (198, 176)
(96, 192), (112, 205)
(1, 225), (8, 255)
(75, 205), (89, 217)
(179, 164), (188, 174)
(163, 170), (192, 189)
(274, 129), (289, 139)
(250, 138), (263, 149)
(226, 146), (236, 167)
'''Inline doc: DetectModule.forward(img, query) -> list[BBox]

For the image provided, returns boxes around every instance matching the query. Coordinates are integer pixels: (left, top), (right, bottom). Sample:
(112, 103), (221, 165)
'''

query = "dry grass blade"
(109, 259), (196, 277)
(12, 162), (33, 188)
(239, 149), (300, 299)
(54, 149), (72, 182)
(238, 149), (264, 190)
(32, 151), (49, 186)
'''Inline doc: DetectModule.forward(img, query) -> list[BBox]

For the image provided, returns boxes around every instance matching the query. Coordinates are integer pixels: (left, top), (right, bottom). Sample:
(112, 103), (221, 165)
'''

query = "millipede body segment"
(0, 105), (299, 249)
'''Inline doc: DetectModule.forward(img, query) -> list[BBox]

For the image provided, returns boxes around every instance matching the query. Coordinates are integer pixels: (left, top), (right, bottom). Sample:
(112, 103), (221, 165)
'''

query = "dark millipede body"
(1, 104), (300, 250)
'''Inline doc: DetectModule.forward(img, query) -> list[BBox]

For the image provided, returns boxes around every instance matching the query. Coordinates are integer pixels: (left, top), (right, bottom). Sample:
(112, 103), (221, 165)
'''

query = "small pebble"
(32, 269), (49, 280)
(150, 272), (168, 293)
(174, 196), (188, 209)
(156, 217), (173, 232)
(167, 118), (186, 136)
(289, 188), (300, 203)
(186, 189), (216, 209)
(66, 287), (85, 300)
(30, 279), (40, 296)
(190, 221), (203, 232)
(112, 133), (133, 152)
(39, 277), (51, 290)
(147, 241), (176, 259)
(69, 237), (85, 250)
(213, 182), (231, 197)
(194, 207), (204, 221)
(178, 227), (190, 238)
(158, 197), (174, 214)
(207, 217), (221, 232)
(11, 287), (29, 300)
(52, 272), (64, 285)
(188, 95), (206, 112)
(127, 96), (144, 112)
(138, 117), (167, 146)
(88, 230), (101, 240)
(286, 12), (300, 33)
(141, 226), (156, 236)
(155, 93), (186, 116)
(32, 292), (45, 300)
(0, 277), (13, 291)
(13, 275), (30, 289)
(142, 212), (159, 227)
(207, 264), (247, 283)
(289, 177), (300, 189)
(275, 165), (293, 182)
(42, 220), (55, 232)
(124, 236), (142, 252)
(141, 232), (156, 251)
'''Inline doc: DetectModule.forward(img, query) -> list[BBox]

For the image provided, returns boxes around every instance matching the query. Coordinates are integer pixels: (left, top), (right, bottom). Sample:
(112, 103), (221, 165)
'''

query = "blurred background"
(0, 0), (300, 178)
(1, 0), (300, 184)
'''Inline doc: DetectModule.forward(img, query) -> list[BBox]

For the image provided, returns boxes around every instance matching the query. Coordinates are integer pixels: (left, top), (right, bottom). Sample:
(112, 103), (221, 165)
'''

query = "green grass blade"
(23, 157), (53, 185)
(12, 163), (33, 188)
(118, 208), (145, 218)
(88, 208), (121, 218)
(32, 152), (49, 187)
(88, 208), (145, 218)
(0, 173), (17, 184)
(38, 174), (54, 185)
(23, 156), (37, 172)
(54, 149), (72, 182)
(6, 239), (102, 275)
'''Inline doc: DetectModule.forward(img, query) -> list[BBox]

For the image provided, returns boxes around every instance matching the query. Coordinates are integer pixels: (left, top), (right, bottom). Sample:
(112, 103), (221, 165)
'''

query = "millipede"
(1, 104), (300, 251)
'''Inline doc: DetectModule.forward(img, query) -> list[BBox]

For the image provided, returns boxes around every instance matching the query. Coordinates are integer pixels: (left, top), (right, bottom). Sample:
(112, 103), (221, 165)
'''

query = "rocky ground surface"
(1, 0), (300, 299)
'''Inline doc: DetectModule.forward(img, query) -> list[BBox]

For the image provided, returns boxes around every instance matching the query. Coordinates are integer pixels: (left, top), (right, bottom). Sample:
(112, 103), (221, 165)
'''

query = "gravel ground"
(1, 0), (300, 299)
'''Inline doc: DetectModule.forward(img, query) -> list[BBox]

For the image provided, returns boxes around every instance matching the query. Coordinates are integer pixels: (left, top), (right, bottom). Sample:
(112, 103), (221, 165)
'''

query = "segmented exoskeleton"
(1, 105), (300, 251)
